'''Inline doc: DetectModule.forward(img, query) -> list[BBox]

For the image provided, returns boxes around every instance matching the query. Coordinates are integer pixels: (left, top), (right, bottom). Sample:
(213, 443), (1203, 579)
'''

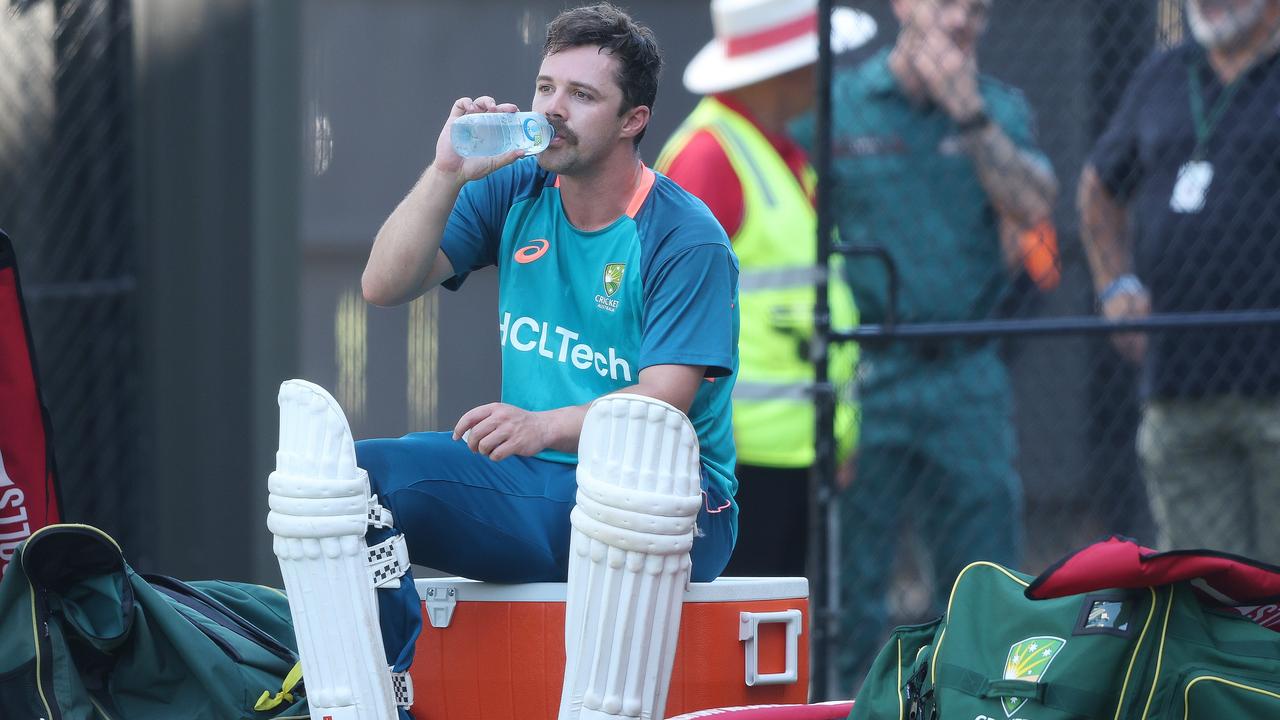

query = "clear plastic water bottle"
(450, 112), (555, 158)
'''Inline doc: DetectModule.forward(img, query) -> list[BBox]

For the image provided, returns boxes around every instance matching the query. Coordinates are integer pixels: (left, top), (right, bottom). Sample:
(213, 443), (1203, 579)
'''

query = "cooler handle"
(738, 609), (803, 686)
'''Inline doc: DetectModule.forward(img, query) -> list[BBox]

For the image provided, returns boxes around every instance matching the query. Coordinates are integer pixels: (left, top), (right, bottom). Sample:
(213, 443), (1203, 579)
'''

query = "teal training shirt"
(439, 157), (741, 503)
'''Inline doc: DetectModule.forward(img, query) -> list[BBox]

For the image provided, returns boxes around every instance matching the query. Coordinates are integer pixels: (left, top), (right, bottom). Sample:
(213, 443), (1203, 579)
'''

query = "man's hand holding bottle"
(433, 95), (527, 185)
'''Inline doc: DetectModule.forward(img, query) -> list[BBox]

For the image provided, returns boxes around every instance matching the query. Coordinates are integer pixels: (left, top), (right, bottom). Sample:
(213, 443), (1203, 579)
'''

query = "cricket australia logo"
(595, 262), (625, 312)
(604, 263), (625, 296)
(1001, 636), (1065, 717)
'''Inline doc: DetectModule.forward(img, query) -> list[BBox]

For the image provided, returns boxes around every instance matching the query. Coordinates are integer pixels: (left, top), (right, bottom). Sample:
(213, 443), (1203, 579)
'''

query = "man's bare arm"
(909, 27), (1057, 229)
(455, 364), (708, 461)
(363, 95), (524, 307)
(1078, 163), (1150, 362)
(961, 123), (1058, 229)
(1078, 164), (1132, 292)
(363, 167), (463, 307)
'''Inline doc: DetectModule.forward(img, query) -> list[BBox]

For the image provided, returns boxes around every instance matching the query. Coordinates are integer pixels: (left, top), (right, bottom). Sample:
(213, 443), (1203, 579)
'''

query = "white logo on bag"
(499, 312), (633, 382)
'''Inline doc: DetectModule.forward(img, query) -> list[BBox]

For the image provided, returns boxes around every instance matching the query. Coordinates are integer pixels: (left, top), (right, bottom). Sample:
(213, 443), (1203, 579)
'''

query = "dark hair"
(544, 3), (663, 145)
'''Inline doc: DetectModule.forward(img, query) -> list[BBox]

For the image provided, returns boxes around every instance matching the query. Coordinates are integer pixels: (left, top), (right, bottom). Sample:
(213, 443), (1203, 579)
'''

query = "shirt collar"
(864, 47), (901, 98)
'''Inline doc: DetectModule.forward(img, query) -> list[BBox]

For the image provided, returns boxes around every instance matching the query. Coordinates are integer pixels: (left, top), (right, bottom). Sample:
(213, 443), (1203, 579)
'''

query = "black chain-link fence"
(0, 0), (142, 555)
(813, 0), (1280, 697)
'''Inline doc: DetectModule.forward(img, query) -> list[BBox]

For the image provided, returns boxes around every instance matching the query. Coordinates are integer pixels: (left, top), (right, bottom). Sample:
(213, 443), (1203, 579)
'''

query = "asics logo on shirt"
(498, 312), (633, 382)
(514, 238), (550, 264)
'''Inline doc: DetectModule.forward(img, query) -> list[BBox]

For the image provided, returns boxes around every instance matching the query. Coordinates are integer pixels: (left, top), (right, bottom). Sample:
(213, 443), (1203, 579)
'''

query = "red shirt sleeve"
(660, 129), (744, 238)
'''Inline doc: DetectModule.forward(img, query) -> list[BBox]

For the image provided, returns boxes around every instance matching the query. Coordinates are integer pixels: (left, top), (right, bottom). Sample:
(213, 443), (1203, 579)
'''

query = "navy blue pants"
(355, 431), (736, 678)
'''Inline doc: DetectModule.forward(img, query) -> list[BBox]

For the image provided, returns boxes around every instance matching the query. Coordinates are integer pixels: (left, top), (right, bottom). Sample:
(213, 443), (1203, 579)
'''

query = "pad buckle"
(367, 495), (394, 529)
(367, 534), (410, 589)
(391, 669), (414, 709)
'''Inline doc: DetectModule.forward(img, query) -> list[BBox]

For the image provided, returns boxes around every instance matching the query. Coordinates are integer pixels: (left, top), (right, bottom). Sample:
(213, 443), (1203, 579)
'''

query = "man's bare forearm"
(363, 165), (464, 307)
(1077, 164), (1131, 292)
(539, 365), (706, 454)
(962, 124), (1058, 229)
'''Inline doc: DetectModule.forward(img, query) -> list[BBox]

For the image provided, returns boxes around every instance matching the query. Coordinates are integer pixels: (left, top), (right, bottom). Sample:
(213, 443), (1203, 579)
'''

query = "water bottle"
(450, 112), (555, 158)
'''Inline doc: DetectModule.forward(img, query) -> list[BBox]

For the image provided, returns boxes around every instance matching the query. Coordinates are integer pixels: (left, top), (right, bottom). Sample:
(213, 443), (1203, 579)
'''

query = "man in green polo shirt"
(792, 0), (1057, 692)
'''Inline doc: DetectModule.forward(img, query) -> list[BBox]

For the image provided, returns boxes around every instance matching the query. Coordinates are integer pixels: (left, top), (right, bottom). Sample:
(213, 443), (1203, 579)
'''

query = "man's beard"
(1187, 0), (1267, 49)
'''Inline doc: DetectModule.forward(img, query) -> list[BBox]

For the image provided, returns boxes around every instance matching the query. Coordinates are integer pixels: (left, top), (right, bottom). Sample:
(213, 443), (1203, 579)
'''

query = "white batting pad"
(268, 379), (398, 720)
(559, 393), (704, 720)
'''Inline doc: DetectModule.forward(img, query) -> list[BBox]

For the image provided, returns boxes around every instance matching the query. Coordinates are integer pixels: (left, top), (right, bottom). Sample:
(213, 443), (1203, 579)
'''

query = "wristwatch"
(1097, 274), (1145, 306)
(955, 110), (992, 134)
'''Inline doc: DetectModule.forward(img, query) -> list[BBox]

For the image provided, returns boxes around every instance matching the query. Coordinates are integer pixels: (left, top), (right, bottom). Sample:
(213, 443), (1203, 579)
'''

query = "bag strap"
(936, 662), (1108, 717)
(255, 661), (305, 711)
(981, 679), (1042, 701)
(1028, 535), (1280, 606)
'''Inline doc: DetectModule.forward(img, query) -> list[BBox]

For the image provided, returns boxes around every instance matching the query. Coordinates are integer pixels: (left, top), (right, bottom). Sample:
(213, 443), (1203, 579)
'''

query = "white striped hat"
(683, 0), (877, 94)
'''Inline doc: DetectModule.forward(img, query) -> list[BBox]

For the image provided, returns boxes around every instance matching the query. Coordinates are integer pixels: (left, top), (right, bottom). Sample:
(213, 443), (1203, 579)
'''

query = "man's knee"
(355, 437), (401, 491)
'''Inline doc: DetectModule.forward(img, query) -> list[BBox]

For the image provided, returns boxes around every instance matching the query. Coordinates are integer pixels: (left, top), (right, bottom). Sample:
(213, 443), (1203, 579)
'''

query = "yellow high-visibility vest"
(657, 97), (859, 468)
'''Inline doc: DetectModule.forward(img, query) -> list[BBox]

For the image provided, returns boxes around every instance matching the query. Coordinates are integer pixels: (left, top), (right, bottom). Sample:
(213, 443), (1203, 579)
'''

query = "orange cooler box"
(408, 577), (810, 719)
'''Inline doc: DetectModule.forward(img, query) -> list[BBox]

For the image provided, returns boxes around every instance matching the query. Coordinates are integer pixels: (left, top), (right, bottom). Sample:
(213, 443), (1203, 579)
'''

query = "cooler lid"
(415, 576), (808, 603)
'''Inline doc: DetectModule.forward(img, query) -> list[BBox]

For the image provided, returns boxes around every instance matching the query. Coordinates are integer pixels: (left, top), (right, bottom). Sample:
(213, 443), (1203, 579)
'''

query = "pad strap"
(391, 670), (414, 709)
(576, 475), (704, 518)
(368, 534), (410, 589)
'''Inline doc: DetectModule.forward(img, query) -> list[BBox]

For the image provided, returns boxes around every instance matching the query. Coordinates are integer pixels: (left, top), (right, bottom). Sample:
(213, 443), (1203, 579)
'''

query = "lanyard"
(1187, 59), (1242, 160)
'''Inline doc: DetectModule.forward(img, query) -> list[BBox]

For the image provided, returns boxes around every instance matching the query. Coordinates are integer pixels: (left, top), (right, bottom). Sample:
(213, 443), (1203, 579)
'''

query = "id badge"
(1170, 160), (1213, 213)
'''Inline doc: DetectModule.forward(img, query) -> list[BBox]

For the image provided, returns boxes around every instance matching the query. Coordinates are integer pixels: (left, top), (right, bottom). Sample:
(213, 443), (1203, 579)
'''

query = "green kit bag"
(0, 523), (309, 720)
(850, 544), (1280, 720)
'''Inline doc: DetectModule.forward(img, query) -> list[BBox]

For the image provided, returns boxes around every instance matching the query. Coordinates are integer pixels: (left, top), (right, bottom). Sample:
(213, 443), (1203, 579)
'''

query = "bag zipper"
(146, 575), (298, 666)
(87, 693), (118, 720)
(29, 584), (62, 720)
(1106, 585), (1162, 720)
(1161, 666), (1280, 719)
(1134, 588), (1178, 720)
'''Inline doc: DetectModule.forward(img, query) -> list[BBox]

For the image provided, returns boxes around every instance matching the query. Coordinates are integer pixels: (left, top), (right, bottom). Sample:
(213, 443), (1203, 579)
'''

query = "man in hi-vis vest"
(656, 0), (875, 577)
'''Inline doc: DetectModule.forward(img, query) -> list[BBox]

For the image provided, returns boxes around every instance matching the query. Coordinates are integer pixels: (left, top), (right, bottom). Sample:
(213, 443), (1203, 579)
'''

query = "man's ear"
(620, 105), (651, 141)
